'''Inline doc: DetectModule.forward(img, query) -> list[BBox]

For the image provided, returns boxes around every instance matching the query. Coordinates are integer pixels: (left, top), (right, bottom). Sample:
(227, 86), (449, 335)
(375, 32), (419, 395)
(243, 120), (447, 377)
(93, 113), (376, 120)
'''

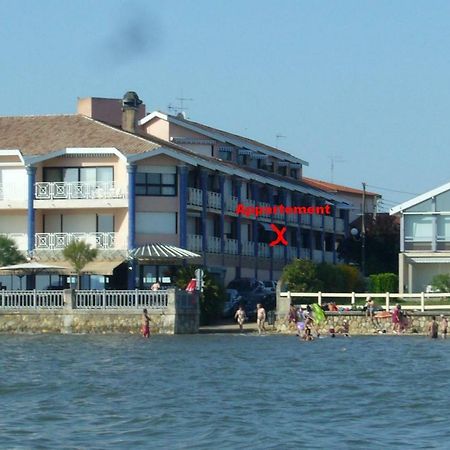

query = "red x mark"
(269, 224), (288, 246)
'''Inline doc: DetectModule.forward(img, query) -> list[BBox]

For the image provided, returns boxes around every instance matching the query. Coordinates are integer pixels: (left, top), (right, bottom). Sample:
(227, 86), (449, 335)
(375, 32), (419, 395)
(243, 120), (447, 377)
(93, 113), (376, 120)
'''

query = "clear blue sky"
(2, 0), (450, 209)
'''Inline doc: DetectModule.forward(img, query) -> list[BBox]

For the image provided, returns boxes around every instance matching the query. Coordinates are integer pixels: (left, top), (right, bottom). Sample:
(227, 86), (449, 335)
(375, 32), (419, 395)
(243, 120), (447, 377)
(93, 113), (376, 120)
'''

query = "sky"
(2, 0), (450, 210)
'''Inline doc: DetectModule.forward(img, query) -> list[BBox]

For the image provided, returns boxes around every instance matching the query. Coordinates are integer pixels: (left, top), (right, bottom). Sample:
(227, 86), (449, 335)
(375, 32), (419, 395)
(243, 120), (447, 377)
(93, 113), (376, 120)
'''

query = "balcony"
(34, 232), (122, 250)
(312, 215), (323, 228)
(258, 242), (270, 258)
(207, 192), (221, 210)
(187, 234), (202, 252)
(224, 238), (238, 255)
(207, 236), (221, 253)
(336, 218), (345, 233)
(0, 233), (27, 250)
(34, 182), (127, 209)
(241, 241), (255, 256)
(273, 246), (285, 259)
(324, 215), (334, 231)
(225, 196), (238, 213)
(187, 188), (202, 207)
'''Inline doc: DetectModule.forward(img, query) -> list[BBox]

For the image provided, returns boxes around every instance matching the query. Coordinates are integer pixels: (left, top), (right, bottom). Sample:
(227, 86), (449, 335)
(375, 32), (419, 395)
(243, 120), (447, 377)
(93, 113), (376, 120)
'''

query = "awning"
(238, 149), (253, 156)
(35, 259), (124, 275)
(130, 244), (201, 261)
(251, 153), (268, 160)
(410, 258), (450, 264)
(259, 222), (273, 231)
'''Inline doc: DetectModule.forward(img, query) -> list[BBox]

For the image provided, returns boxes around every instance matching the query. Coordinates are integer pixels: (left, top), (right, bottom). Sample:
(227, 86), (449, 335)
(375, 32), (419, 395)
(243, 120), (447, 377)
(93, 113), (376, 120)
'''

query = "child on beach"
(234, 305), (247, 332)
(141, 308), (151, 338)
(440, 315), (448, 339)
(256, 304), (266, 335)
(428, 316), (439, 339)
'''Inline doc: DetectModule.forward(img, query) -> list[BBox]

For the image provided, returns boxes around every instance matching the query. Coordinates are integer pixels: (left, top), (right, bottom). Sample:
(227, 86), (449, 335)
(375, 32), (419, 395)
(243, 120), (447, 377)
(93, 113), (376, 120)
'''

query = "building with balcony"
(0, 92), (358, 290)
(391, 182), (450, 293)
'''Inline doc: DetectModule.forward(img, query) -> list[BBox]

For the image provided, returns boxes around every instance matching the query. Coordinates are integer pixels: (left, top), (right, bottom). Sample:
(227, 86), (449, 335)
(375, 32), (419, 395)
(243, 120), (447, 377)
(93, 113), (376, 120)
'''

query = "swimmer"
(141, 308), (150, 338)
(256, 304), (266, 335)
(440, 315), (448, 339)
(234, 305), (247, 332)
(337, 320), (350, 337)
(428, 316), (438, 339)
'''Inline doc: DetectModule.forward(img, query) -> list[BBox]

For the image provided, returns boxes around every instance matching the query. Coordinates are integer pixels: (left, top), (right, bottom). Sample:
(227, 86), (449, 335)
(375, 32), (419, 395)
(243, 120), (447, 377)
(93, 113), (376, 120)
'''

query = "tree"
(63, 240), (98, 289)
(281, 259), (322, 292)
(430, 274), (450, 293)
(0, 235), (26, 267)
(337, 213), (400, 275)
(174, 266), (226, 325)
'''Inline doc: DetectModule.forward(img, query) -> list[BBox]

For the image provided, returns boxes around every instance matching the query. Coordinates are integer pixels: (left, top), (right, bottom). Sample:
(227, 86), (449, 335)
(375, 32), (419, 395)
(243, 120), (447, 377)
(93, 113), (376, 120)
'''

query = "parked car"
(227, 278), (273, 319)
(223, 289), (242, 318)
(262, 280), (277, 294)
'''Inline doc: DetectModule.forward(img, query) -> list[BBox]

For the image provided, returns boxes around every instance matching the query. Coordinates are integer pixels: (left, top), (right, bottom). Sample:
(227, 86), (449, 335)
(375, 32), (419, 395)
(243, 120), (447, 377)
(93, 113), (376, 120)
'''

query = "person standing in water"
(428, 316), (439, 339)
(440, 315), (448, 339)
(256, 304), (266, 335)
(141, 308), (151, 338)
(234, 305), (247, 332)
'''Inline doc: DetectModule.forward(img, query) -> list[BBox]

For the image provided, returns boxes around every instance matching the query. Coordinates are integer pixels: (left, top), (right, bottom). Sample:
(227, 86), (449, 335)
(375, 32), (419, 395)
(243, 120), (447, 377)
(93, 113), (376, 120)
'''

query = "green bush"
(430, 274), (450, 292)
(281, 259), (322, 292)
(336, 264), (366, 292)
(174, 266), (226, 325)
(369, 273), (398, 293)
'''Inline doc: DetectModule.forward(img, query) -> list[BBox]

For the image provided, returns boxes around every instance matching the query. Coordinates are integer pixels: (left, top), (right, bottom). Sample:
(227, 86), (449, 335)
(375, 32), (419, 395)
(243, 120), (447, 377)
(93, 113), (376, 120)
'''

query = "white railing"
(287, 213), (297, 224)
(226, 196), (239, 213)
(312, 215), (323, 228)
(324, 251), (334, 264)
(301, 215), (310, 225)
(242, 241), (255, 256)
(324, 216), (334, 230)
(258, 242), (270, 257)
(187, 188), (202, 206)
(279, 291), (450, 312)
(35, 182), (126, 200)
(224, 238), (238, 254)
(34, 232), (118, 250)
(336, 218), (345, 233)
(273, 246), (285, 259)
(207, 236), (221, 253)
(0, 233), (27, 251)
(207, 191), (221, 210)
(75, 290), (168, 309)
(187, 234), (203, 252)
(273, 209), (284, 221)
(258, 202), (271, 218)
(0, 290), (64, 308)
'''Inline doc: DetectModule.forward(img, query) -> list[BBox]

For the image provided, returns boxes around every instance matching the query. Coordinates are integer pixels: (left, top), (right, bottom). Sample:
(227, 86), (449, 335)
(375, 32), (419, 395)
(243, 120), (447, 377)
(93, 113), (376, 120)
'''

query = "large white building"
(0, 92), (358, 290)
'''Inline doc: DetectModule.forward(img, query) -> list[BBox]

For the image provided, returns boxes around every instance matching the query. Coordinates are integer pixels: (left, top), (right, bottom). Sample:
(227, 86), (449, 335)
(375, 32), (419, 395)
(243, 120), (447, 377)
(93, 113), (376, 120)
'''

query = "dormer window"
(290, 168), (297, 178)
(277, 165), (287, 176)
(219, 146), (233, 161)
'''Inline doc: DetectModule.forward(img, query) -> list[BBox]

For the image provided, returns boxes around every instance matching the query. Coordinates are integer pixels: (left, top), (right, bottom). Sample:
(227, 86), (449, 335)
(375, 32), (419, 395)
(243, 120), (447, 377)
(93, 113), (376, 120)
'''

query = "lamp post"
(350, 226), (366, 277)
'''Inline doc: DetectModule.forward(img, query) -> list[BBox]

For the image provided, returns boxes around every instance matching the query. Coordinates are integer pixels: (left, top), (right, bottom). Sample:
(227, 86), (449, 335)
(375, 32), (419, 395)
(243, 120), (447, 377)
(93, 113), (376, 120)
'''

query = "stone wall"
(0, 289), (199, 334)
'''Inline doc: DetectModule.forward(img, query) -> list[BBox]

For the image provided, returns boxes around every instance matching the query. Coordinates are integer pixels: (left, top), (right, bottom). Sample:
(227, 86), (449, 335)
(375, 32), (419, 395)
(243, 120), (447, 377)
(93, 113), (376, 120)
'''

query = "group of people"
(428, 315), (448, 339)
(234, 303), (267, 334)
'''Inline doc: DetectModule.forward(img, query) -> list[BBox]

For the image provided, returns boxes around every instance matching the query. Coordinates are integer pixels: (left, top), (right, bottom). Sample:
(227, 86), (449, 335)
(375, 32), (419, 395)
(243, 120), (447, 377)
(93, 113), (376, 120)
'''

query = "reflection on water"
(1, 334), (450, 449)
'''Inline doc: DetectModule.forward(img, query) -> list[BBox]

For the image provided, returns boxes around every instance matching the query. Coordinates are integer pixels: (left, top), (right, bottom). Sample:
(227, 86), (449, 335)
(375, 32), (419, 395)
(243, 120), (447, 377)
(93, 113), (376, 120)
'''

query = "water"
(1, 334), (450, 450)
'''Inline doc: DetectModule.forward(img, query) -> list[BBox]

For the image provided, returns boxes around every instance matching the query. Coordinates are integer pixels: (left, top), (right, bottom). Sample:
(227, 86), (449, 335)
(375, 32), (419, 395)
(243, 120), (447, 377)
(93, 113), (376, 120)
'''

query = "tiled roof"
(302, 177), (379, 197)
(166, 113), (304, 163)
(0, 115), (161, 155)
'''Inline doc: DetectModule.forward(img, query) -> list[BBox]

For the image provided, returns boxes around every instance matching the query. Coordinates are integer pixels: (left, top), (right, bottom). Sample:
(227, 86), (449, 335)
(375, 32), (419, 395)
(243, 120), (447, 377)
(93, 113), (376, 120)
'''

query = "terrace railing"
(35, 182), (127, 200)
(75, 290), (169, 309)
(0, 290), (64, 309)
(35, 232), (117, 250)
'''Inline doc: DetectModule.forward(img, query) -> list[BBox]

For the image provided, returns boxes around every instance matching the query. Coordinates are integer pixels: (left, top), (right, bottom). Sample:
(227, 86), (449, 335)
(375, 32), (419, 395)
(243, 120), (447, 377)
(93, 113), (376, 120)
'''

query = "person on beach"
(256, 304), (266, 335)
(392, 304), (401, 334)
(234, 305), (247, 332)
(440, 315), (448, 339)
(288, 304), (297, 329)
(151, 281), (161, 291)
(428, 316), (439, 339)
(141, 308), (151, 338)
(365, 296), (374, 319)
(337, 320), (350, 337)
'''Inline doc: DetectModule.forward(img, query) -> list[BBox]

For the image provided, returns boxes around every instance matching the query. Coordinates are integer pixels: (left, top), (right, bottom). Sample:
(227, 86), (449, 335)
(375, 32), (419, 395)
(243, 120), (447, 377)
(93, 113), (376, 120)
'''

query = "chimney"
(121, 91), (143, 133)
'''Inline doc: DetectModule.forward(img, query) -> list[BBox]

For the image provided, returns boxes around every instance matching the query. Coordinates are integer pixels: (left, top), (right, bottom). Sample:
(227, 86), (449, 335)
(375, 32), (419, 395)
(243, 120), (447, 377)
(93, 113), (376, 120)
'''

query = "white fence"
(35, 232), (117, 250)
(280, 291), (450, 312)
(0, 290), (64, 308)
(75, 290), (169, 309)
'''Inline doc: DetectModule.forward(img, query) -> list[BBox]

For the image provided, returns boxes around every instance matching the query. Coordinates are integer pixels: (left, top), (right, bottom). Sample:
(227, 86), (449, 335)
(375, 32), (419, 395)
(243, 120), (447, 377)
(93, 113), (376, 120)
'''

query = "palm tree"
(0, 235), (26, 266)
(63, 240), (98, 289)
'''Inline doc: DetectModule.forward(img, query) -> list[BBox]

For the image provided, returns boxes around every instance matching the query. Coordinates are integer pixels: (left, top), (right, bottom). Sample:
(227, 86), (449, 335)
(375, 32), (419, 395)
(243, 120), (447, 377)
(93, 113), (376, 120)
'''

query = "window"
(136, 212), (177, 234)
(136, 172), (176, 196)
(43, 167), (113, 183)
(219, 149), (233, 161)
(238, 154), (248, 165)
(97, 215), (114, 232)
(404, 215), (433, 241)
(277, 166), (287, 176)
(290, 168), (298, 178)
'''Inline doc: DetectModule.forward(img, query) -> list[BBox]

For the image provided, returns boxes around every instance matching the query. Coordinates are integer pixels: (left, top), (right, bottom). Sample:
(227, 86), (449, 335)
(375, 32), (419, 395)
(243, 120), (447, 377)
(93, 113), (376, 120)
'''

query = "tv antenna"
(328, 155), (346, 182)
(275, 133), (286, 149)
(167, 92), (194, 117)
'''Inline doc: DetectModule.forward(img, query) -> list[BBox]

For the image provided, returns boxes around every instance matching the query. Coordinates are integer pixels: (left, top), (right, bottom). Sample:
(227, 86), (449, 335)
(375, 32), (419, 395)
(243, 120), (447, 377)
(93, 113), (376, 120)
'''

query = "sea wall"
(274, 311), (441, 335)
(0, 290), (199, 334)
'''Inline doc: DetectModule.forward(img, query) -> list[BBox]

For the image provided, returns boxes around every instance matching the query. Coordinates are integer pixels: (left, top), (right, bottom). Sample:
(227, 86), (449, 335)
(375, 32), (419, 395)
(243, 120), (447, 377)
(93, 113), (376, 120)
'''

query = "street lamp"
(350, 227), (366, 277)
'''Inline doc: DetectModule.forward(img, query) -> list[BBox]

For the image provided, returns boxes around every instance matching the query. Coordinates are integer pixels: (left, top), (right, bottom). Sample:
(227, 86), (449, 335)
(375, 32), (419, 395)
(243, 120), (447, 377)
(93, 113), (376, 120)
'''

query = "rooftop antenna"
(328, 155), (346, 183)
(167, 90), (194, 117)
(275, 133), (286, 149)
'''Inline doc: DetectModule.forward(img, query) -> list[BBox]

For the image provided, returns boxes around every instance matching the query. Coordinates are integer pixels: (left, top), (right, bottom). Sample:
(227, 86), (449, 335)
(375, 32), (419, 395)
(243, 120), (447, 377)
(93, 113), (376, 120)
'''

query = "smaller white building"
(391, 182), (450, 293)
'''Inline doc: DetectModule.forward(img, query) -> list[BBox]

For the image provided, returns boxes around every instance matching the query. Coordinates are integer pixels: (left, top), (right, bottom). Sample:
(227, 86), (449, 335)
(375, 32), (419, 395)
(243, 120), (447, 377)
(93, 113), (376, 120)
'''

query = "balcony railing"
(207, 191), (221, 210)
(34, 232), (119, 250)
(187, 188), (202, 207)
(207, 236), (221, 253)
(241, 241), (255, 256)
(224, 238), (238, 254)
(336, 218), (345, 233)
(273, 246), (285, 259)
(258, 242), (270, 257)
(225, 196), (238, 213)
(187, 234), (202, 252)
(0, 233), (27, 250)
(35, 182), (127, 200)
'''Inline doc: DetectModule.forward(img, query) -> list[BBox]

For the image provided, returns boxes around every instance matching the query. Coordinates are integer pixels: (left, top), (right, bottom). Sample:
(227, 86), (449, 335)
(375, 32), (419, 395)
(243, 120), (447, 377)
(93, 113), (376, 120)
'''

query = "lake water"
(1, 334), (450, 449)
